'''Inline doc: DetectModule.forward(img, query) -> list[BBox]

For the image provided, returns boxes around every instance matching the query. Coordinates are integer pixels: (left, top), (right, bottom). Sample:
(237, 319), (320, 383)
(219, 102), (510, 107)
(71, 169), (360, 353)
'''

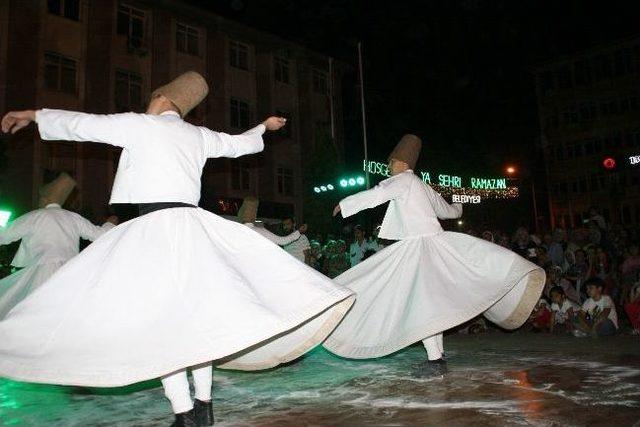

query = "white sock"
(192, 362), (213, 402)
(422, 333), (444, 361)
(161, 369), (193, 414)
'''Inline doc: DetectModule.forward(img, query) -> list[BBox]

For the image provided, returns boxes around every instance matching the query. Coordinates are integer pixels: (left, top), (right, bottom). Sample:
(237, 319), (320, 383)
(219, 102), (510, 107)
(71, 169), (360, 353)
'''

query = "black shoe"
(194, 399), (214, 426)
(413, 358), (448, 378)
(170, 409), (198, 427)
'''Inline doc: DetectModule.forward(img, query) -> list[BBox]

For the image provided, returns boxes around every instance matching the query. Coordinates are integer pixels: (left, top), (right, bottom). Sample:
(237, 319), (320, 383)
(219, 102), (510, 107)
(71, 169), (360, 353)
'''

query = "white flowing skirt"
(0, 261), (65, 319)
(0, 208), (354, 387)
(323, 232), (545, 358)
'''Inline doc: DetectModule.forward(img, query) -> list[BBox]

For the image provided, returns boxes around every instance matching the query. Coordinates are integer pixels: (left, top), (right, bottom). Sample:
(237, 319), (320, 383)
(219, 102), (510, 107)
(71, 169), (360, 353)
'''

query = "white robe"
(0, 110), (354, 387)
(243, 223), (302, 246)
(0, 204), (113, 318)
(323, 170), (545, 359)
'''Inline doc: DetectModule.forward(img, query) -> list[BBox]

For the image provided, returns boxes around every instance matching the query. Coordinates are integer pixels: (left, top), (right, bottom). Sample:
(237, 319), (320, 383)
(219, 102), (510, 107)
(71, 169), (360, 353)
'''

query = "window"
(561, 105), (578, 125)
(274, 57), (290, 84)
(47, 0), (80, 20)
(117, 4), (145, 40)
(614, 49), (633, 76)
(229, 40), (249, 70)
(230, 98), (250, 128)
(115, 70), (142, 112)
(545, 109), (559, 130)
(583, 139), (594, 156)
(574, 59), (591, 85)
(276, 166), (294, 196)
(275, 110), (292, 138)
(176, 23), (199, 56)
(594, 54), (612, 81)
(231, 160), (251, 190)
(312, 69), (328, 94)
(44, 52), (76, 93)
(539, 71), (554, 95)
(579, 102), (597, 122)
(46, 142), (76, 176)
(556, 66), (573, 89)
(594, 138), (603, 153)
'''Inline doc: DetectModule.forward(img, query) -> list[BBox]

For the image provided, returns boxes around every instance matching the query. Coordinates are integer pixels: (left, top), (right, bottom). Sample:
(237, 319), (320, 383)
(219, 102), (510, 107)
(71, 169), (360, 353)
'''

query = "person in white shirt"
(0, 71), (354, 427)
(0, 173), (115, 318)
(575, 277), (618, 336)
(549, 286), (579, 333)
(349, 225), (370, 267)
(324, 134), (545, 378)
(282, 216), (311, 264)
(238, 196), (307, 246)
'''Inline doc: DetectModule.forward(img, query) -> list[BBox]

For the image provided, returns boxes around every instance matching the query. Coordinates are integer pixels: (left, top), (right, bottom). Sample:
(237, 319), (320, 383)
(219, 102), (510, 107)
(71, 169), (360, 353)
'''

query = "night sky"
(188, 0), (639, 177)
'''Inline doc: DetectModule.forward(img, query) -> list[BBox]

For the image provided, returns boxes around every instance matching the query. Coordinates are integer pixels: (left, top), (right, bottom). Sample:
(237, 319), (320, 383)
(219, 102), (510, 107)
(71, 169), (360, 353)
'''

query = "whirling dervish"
(0, 71), (354, 426)
(238, 196), (308, 246)
(323, 134), (545, 376)
(0, 172), (116, 319)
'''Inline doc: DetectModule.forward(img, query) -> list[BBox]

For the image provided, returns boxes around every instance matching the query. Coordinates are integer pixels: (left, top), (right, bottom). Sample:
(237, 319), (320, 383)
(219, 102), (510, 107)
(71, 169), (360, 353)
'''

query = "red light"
(603, 157), (616, 170)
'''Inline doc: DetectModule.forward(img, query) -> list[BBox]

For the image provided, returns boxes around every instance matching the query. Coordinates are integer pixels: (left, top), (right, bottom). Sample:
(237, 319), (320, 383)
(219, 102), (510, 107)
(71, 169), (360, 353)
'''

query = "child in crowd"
(574, 277), (618, 337)
(549, 286), (579, 333)
(528, 298), (552, 332)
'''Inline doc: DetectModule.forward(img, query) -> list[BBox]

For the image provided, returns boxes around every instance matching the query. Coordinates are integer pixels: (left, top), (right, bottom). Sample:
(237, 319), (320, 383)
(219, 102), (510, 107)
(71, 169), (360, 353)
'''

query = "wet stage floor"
(1, 332), (639, 426)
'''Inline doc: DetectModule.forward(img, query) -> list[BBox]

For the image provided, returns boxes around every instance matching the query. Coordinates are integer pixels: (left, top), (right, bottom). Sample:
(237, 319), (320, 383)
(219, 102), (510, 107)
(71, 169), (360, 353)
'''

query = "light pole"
(506, 165), (540, 235)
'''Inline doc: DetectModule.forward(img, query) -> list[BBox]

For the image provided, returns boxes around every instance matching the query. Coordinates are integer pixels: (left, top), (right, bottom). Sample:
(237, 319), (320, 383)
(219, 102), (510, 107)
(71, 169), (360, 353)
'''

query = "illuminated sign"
(629, 155), (640, 165)
(452, 194), (481, 204)
(363, 159), (507, 189)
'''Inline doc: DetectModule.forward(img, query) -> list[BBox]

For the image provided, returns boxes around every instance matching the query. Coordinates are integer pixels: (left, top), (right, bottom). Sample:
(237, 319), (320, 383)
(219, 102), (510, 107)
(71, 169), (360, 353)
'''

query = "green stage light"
(320, 186), (327, 192)
(356, 176), (365, 185)
(314, 187), (321, 193)
(0, 210), (12, 228)
(327, 184), (334, 190)
(339, 179), (348, 188)
(348, 178), (356, 186)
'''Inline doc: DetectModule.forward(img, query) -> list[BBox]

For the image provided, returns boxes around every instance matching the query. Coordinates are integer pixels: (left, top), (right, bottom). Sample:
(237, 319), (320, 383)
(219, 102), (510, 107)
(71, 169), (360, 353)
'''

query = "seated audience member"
(549, 286), (579, 333)
(574, 277), (618, 337)
(624, 282), (640, 335)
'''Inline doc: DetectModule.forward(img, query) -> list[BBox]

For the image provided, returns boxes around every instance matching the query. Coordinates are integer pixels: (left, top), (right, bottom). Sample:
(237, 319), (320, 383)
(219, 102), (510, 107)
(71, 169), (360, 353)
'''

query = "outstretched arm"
(251, 226), (301, 246)
(337, 174), (408, 218)
(3, 109), (133, 147)
(201, 116), (286, 158)
(0, 213), (35, 245)
(425, 185), (463, 219)
(74, 214), (118, 241)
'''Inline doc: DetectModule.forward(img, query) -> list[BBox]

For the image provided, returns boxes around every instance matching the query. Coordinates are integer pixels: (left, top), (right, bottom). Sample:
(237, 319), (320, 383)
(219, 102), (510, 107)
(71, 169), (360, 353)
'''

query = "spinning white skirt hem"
(323, 232), (545, 359)
(0, 208), (354, 387)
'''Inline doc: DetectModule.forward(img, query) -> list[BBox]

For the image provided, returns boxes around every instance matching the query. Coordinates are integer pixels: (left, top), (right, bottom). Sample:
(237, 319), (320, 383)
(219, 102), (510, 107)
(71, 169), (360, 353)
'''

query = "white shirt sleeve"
(252, 226), (301, 246)
(35, 109), (134, 148)
(339, 174), (409, 218)
(200, 124), (265, 158)
(0, 212), (36, 245)
(425, 185), (463, 219)
(72, 213), (114, 241)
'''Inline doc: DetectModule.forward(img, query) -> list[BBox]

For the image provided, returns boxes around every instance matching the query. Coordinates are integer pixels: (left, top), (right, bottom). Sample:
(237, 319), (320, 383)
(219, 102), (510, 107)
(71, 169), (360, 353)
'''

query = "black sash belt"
(138, 202), (197, 216)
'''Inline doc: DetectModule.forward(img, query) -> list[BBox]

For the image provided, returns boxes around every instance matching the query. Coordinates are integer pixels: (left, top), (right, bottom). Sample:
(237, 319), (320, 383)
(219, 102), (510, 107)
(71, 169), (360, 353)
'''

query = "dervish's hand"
(1, 110), (36, 134)
(263, 116), (287, 131)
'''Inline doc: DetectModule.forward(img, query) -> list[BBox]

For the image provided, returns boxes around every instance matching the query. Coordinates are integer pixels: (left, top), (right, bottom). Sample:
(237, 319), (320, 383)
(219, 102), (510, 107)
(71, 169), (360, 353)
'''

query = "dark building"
(534, 36), (640, 229)
(0, 0), (346, 223)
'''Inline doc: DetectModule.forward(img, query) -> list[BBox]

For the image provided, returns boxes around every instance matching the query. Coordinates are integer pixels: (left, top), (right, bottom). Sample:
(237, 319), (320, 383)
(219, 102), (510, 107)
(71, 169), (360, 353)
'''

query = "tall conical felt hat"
(237, 196), (259, 223)
(388, 134), (422, 169)
(39, 172), (76, 207)
(151, 71), (209, 117)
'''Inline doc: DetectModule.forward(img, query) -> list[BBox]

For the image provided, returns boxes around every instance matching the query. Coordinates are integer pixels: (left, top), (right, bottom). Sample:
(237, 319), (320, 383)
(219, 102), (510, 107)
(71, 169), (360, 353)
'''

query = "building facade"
(534, 36), (640, 228)
(0, 0), (345, 223)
